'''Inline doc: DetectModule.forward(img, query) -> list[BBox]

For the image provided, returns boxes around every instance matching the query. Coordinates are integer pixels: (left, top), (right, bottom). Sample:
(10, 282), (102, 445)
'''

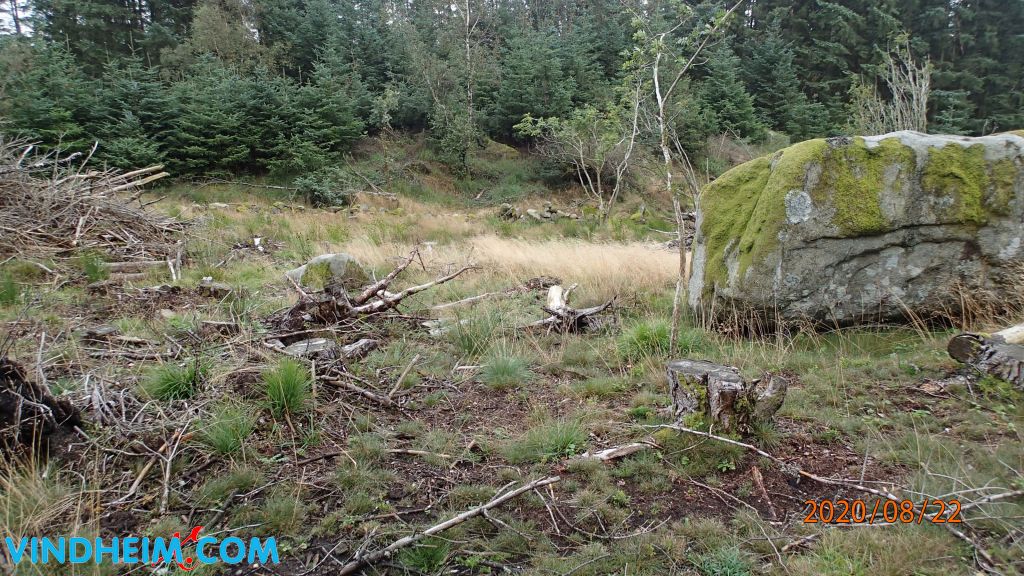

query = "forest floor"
(1, 144), (1022, 575)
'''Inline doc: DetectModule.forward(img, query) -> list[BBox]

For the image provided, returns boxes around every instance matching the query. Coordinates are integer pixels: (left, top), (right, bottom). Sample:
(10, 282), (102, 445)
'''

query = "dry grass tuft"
(342, 235), (677, 301)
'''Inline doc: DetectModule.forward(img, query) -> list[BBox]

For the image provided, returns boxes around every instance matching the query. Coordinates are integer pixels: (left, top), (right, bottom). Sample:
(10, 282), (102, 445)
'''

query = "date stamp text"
(803, 499), (963, 524)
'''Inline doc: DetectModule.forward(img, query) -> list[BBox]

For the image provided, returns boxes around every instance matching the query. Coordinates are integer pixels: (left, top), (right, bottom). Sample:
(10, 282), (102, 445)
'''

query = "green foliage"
(742, 24), (830, 140)
(4, 0), (1020, 188)
(493, 30), (575, 137)
(199, 404), (255, 455)
(503, 418), (587, 464)
(398, 537), (450, 573)
(263, 358), (311, 417)
(293, 170), (352, 208)
(447, 310), (504, 359)
(618, 320), (671, 362)
(571, 377), (626, 399)
(481, 353), (533, 391)
(0, 273), (19, 306)
(692, 546), (751, 576)
(699, 47), (766, 142)
(76, 251), (108, 282)
(142, 359), (207, 400)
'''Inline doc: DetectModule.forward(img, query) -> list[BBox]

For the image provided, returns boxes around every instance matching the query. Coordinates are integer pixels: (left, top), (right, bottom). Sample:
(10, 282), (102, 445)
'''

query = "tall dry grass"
(340, 234), (678, 301)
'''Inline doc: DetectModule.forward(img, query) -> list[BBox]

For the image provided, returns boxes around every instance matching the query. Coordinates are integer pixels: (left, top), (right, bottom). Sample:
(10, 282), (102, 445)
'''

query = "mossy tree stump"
(666, 359), (788, 434)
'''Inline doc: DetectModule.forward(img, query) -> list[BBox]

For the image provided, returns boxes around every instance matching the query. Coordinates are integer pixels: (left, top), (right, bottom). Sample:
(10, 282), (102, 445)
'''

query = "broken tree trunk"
(0, 357), (81, 451)
(665, 359), (788, 434)
(527, 284), (614, 333)
(948, 322), (1024, 389)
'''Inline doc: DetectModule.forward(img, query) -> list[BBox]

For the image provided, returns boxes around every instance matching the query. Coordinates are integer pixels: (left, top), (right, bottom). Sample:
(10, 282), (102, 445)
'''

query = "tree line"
(1, 0), (1021, 180)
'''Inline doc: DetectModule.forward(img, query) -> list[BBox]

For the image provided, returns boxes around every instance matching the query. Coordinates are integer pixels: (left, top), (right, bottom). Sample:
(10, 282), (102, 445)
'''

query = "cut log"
(665, 359), (788, 434)
(0, 357), (81, 451)
(948, 322), (1024, 388)
(527, 284), (615, 333)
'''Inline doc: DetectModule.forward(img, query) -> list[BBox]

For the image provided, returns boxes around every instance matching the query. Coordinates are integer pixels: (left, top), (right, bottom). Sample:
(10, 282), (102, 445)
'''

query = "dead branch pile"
(272, 247), (476, 333)
(0, 137), (179, 261)
(526, 283), (615, 333)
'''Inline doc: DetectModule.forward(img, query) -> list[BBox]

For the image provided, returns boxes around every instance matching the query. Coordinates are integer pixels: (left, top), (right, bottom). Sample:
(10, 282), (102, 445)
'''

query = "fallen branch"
(574, 442), (651, 462)
(321, 375), (397, 409)
(337, 476), (560, 575)
(388, 354), (421, 399)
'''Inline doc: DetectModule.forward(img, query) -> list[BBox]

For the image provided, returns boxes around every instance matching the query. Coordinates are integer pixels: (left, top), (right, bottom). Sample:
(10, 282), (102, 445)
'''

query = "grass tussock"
(617, 320), (671, 363)
(198, 404), (256, 455)
(503, 417), (587, 464)
(263, 358), (311, 417)
(0, 461), (74, 539)
(481, 352), (533, 391)
(142, 359), (206, 400)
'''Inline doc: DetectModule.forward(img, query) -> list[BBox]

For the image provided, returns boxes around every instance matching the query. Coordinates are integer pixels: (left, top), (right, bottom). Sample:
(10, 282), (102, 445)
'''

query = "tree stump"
(0, 357), (81, 452)
(948, 322), (1024, 389)
(666, 359), (788, 434)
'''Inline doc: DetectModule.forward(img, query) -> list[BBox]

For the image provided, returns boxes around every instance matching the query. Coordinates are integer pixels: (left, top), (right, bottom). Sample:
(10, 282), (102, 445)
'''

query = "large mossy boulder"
(688, 130), (1024, 326)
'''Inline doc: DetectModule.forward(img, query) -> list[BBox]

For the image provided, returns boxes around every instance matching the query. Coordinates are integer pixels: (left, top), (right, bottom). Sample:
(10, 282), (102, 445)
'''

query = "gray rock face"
(285, 253), (369, 290)
(688, 130), (1024, 326)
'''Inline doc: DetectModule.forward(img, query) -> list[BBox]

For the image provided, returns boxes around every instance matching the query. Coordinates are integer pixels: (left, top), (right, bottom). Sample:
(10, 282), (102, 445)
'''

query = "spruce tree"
(699, 46), (766, 141)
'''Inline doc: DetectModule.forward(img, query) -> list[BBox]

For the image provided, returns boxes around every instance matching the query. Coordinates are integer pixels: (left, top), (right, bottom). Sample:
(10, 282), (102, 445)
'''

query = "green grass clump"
(0, 273), (19, 306)
(398, 537), (450, 573)
(198, 404), (255, 455)
(571, 376), (626, 399)
(691, 546), (752, 576)
(142, 360), (206, 400)
(194, 466), (263, 505)
(503, 419), (587, 464)
(263, 358), (310, 417)
(481, 353), (532, 391)
(618, 320), (671, 362)
(258, 489), (307, 534)
(76, 251), (108, 282)
(447, 309), (505, 358)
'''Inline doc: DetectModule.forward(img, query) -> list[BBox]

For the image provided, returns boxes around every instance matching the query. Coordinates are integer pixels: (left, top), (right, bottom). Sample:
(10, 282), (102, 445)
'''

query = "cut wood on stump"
(948, 322), (1024, 389)
(665, 359), (788, 434)
(526, 284), (615, 333)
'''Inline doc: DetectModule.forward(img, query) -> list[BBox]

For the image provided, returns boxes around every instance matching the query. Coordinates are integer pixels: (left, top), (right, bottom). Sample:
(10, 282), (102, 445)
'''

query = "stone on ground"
(688, 130), (1024, 326)
(285, 253), (369, 291)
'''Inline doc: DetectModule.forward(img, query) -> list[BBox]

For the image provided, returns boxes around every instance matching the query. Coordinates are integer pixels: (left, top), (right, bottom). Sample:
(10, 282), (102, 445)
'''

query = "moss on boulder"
(689, 130), (1024, 326)
(285, 253), (369, 291)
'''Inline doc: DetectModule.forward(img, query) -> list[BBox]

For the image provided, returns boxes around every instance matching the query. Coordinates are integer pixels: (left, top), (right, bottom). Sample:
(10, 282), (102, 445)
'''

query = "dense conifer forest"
(2, 0), (1022, 184)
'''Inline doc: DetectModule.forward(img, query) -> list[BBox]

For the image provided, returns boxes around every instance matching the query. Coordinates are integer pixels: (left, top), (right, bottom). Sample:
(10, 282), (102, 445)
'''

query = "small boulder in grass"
(197, 277), (233, 298)
(285, 253), (369, 291)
